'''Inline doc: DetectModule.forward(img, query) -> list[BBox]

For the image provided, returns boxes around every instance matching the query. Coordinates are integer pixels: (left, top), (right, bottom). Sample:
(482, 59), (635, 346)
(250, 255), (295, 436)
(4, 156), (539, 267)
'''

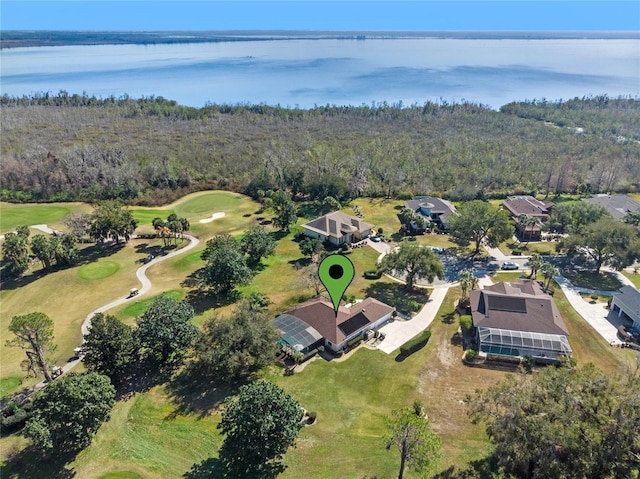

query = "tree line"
(1, 94), (638, 204)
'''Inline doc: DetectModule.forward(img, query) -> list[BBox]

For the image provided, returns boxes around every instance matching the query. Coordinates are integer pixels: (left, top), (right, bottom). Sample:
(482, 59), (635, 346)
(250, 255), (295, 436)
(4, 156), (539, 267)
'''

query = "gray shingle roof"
(583, 195), (640, 221)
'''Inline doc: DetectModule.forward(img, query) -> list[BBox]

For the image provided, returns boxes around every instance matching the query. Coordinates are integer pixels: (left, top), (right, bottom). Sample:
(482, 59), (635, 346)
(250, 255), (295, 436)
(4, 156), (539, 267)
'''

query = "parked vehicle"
(430, 246), (444, 254)
(501, 261), (519, 270)
(370, 236), (381, 243)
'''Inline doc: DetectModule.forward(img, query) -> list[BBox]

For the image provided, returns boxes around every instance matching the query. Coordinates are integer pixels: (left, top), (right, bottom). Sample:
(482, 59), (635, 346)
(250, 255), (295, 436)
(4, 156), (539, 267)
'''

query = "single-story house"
(403, 196), (457, 230)
(301, 211), (374, 246)
(611, 285), (640, 332)
(502, 195), (554, 241)
(470, 279), (571, 361)
(274, 296), (395, 352)
(583, 194), (640, 221)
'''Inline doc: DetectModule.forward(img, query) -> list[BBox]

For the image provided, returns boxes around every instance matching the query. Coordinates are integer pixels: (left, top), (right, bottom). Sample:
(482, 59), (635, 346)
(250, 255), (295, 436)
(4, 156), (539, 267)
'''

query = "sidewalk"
(377, 287), (449, 354)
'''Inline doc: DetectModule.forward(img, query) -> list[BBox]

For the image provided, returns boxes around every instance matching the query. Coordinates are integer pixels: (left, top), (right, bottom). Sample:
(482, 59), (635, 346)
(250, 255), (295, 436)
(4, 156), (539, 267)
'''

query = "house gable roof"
(503, 195), (553, 218)
(470, 279), (569, 336)
(583, 195), (640, 221)
(613, 285), (640, 321)
(302, 212), (373, 239)
(276, 296), (395, 345)
(403, 196), (458, 223)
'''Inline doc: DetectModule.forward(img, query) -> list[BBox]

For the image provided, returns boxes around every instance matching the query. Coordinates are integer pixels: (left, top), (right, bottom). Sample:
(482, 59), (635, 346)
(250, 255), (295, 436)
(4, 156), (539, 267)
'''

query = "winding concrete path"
(31, 233), (200, 391)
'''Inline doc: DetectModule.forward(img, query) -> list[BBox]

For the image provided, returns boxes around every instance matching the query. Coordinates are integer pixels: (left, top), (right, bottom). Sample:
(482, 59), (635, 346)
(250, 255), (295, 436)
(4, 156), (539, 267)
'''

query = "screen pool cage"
(477, 326), (572, 360)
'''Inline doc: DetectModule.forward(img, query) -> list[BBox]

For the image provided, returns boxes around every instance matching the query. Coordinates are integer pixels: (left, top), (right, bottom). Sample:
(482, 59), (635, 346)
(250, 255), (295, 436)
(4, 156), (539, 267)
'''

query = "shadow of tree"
(166, 367), (240, 419)
(114, 359), (173, 401)
(0, 445), (77, 478)
(432, 456), (499, 479)
(365, 282), (427, 316)
(0, 242), (125, 291)
(183, 457), (226, 478)
(182, 288), (239, 315)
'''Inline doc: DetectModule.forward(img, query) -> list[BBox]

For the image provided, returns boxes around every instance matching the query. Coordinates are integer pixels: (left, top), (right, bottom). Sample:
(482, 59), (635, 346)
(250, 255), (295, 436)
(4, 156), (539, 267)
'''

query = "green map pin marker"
(318, 254), (356, 317)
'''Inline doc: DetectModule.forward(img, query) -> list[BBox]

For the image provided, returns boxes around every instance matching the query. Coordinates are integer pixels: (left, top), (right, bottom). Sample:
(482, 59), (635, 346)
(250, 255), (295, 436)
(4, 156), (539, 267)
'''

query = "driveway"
(377, 287), (449, 354)
(554, 275), (625, 346)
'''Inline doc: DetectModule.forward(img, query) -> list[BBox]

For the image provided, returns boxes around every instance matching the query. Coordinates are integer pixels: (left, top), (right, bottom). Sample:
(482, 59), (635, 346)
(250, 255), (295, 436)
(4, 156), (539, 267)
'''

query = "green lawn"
(121, 290), (185, 317)
(498, 239), (558, 256)
(174, 191), (247, 218)
(563, 270), (623, 291)
(340, 198), (404, 236)
(621, 271), (640, 289)
(131, 208), (175, 226)
(77, 260), (122, 280)
(0, 377), (22, 399)
(551, 284), (634, 374)
(0, 202), (82, 233)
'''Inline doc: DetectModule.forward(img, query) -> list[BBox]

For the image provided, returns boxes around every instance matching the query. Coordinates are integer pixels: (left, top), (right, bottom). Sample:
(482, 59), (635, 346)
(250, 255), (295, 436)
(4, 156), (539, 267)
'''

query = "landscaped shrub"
(301, 349), (319, 362)
(399, 330), (432, 356)
(408, 236), (417, 242)
(0, 402), (33, 433)
(341, 243), (352, 253)
(364, 269), (382, 279)
(347, 334), (364, 348)
(459, 315), (473, 334)
(307, 411), (317, 424)
(464, 349), (478, 361)
(512, 249), (522, 256)
(378, 227), (384, 234)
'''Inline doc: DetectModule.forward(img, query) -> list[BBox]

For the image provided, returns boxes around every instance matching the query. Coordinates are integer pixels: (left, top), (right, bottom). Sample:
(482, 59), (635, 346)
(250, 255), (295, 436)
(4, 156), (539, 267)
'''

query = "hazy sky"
(2, 1), (639, 31)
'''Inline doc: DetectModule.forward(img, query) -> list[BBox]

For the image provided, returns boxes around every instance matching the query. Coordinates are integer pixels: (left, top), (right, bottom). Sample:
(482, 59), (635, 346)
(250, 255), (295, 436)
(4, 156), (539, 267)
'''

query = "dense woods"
(1, 93), (638, 204)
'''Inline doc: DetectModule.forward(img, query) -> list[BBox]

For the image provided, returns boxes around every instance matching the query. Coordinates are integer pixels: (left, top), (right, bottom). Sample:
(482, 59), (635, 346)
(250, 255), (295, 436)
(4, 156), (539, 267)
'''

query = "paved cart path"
(31, 233), (200, 392)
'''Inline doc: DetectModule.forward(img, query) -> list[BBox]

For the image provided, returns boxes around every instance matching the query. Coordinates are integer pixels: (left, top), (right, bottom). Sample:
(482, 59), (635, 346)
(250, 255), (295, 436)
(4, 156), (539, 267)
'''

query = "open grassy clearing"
(0, 202), (90, 234)
(1, 386), (223, 479)
(563, 269), (623, 291)
(497, 239), (558, 256)
(0, 377), (22, 399)
(621, 270), (640, 289)
(1, 191), (260, 386)
(340, 197), (403, 236)
(0, 240), (161, 382)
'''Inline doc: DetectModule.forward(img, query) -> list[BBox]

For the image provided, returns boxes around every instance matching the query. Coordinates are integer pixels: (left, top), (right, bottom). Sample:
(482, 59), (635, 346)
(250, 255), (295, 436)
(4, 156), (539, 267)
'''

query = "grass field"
(0, 202), (89, 234)
(2, 191), (638, 478)
(621, 270), (640, 289)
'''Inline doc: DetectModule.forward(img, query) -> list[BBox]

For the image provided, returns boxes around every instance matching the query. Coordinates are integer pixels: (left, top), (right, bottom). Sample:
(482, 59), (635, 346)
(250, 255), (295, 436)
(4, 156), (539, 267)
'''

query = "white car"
(501, 261), (519, 270)
(430, 246), (444, 254)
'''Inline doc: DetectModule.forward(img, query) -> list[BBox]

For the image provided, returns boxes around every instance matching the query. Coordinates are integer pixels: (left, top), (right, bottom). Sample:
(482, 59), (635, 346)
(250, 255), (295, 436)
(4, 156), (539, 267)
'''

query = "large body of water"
(1, 37), (639, 109)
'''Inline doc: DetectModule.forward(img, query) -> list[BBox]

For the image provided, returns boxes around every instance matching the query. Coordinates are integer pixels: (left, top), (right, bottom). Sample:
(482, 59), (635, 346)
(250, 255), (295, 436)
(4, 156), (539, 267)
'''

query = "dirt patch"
(437, 336), (457, 369)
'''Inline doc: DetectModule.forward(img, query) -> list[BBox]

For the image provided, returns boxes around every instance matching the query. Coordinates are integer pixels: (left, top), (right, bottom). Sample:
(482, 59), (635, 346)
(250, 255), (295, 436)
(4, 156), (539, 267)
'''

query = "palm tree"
(529, 253), (544, 279)
(540, 262), (558, 290)
(517, 214), (529, 241)
(459, 269), (478, 301)
(526, 216), (542, 242)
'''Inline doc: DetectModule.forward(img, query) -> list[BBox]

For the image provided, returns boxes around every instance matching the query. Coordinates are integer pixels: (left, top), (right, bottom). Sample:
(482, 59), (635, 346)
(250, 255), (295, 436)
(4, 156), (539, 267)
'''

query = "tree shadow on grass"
(432, 456), (499, 479)
(166, 366), (240, 419)
(133, 242), (174, 258)
(115, 358), (173, 401)
(184, 454), (285, 479)
(182, 288), (240, 315)
(0, 242), (125, 291)
(365, 282), (428, 316)
(0, 445), (77, 479)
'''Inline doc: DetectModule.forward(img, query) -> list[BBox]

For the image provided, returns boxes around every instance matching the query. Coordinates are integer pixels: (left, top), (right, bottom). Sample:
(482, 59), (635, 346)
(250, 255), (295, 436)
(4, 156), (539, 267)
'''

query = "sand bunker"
(199, 212), (226, 223)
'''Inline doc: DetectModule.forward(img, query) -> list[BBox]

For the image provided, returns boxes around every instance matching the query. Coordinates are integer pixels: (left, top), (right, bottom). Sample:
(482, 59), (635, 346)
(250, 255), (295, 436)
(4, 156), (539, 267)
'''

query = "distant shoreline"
(2, 29), (639, 49)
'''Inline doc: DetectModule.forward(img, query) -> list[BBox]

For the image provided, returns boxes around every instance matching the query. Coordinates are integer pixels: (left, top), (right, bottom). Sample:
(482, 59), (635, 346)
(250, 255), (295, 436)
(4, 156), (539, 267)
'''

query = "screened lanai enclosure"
(477, 326), (572, 361)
